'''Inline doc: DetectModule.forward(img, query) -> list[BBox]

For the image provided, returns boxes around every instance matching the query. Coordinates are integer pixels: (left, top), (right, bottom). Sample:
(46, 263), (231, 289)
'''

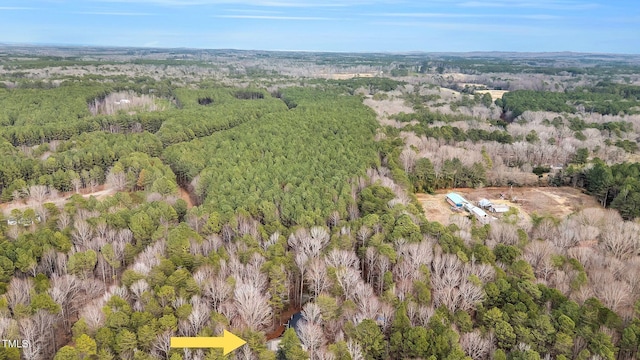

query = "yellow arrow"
(170, 330), (246, 355)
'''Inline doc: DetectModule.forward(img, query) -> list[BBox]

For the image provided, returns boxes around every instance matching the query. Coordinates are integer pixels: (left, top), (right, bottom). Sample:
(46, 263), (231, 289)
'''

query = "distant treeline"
(498, 83), (640, 118)
(556, 160), (640, 220)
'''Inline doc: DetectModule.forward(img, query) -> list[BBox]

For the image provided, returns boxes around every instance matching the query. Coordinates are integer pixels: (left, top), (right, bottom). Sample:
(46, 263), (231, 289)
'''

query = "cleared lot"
(417, 186), (601, 225)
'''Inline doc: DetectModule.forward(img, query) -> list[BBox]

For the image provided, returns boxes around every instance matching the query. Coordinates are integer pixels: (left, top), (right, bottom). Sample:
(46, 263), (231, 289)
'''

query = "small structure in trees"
(286, 312), (303, 336)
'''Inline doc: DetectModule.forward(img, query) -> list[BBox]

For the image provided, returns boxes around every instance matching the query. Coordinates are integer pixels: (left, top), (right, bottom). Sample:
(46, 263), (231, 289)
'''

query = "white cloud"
(214, 14), (333, 20)
(368, 20), (545, 34)
(458, 0), (598, 10)
(364, 12), (561, 20)
(74, 11), (157, 15)
(89, 0), (390, 7)
(0, 7), (35, 10)
(224, 8), (282, 13)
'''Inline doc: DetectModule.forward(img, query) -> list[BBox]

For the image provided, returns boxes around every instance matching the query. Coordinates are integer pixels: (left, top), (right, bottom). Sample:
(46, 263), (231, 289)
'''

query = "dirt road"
(1, 186), (115, 215)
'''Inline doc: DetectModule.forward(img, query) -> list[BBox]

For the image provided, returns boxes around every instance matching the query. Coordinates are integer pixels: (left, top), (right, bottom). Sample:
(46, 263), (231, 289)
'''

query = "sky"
(0, 0), (638, 53)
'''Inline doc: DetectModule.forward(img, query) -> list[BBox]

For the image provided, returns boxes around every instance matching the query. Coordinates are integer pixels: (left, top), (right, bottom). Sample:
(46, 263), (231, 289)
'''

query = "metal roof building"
(446, 193), (466, 208)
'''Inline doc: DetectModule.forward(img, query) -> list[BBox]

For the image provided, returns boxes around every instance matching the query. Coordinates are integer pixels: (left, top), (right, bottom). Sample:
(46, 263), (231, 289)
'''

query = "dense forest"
(0, 48), (640, 360)
(498, 83), (640, 119)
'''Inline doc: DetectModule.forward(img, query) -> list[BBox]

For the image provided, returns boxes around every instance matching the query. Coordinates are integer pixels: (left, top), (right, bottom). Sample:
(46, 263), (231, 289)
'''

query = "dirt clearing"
(417, 186), (600, 225)
(179, 186), (196, 209)
(1, 185), (115, 215)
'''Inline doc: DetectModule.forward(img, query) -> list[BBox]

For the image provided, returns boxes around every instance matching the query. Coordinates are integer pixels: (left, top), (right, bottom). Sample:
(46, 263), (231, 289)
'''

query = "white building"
(489, 204), (510, 213)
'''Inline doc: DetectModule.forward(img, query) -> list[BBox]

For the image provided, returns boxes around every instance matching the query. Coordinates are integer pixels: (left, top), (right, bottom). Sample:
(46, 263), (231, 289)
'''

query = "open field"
(314, 72), (381, 79)
(458, 82), (509, 100)
(329, 72), (379, 79)
(417, 186), (601, 224)
(475, 89), (509, 100)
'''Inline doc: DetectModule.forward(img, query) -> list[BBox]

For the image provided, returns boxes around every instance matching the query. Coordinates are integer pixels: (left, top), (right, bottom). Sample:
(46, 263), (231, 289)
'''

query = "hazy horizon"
(3, 42), (640, 57)
(0, 0), (639, 54)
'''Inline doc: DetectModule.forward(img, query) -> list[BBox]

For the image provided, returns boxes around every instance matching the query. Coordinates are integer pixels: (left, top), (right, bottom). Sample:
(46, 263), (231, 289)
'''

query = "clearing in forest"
(475, 89), (509, 100)
(417, 186), (600, 224)
(0, 185), (116, 215)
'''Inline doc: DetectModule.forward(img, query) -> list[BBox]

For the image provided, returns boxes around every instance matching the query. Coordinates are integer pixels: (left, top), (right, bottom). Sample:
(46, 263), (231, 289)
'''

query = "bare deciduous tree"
(302, 302), (323, 325)
(592, 272), (631, 313)
(72, 219), (93, 251)
(129, 279), (149, 301)
(19, 319), (42, 360)
(488, 221), (519, 247)
(37, 249), (57, 276)
(461, 331), (494, 360)
(294, 252), (309, 306)
(430, 253), (485, 312)
(347, 340), (365, 360)
(179, 296), (210, 336)
(354, 283), (380, 320)
(348, 203), (360, 220)
(57, 212), (71, 230)
(600, 222), (640, 259)
(49, 274), (82, 329)
(7, 277), (33, 311)
(334, 267), (361, 301)
(306, 258), (330, 299)
(106, 168), (127, 191)
(524, 240), (556, 271)
(458, 282), (485, 311)
(203, 276), (231, 312)
(399, 148), (416, 173)
(325, 249), (358, 270)
(554, 219), (580, 249)
(80, 302), (105, 332)
(233, 283), (271, 331)
(152, 330), (175, 360)
(468, 261), (495, 283)
(298, 320), (325, 360)
(328, 211), (341, 228)
(28, 185), (49, 204)
(71, 178), (82, 193)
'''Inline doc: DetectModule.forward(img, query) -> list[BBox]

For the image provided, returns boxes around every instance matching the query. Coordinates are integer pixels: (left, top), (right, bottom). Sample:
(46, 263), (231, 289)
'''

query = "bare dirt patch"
(417, 186), (600, 224)
(416, 193), (467, 225)
(179, 186), (196, 209)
